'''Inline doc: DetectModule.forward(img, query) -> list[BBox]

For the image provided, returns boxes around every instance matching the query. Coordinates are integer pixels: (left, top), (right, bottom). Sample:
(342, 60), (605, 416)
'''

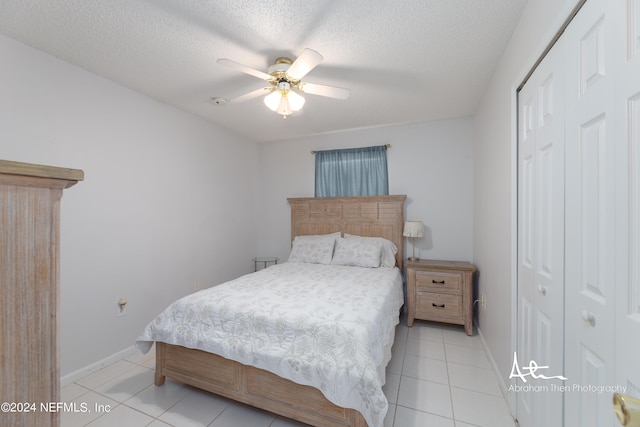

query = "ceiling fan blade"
(228, 87), (273, 103)
(298, 82), (350, 100)
(286, 48), (323, 80)
(217, 58), (273, 81)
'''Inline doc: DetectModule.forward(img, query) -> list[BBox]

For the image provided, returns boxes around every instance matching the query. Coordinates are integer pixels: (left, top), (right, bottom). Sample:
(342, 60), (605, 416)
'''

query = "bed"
(136, 195), (406, 427)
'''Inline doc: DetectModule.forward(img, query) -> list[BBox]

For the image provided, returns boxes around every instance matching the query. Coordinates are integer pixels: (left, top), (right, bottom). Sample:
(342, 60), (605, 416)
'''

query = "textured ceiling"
(0, 0), (527, 142)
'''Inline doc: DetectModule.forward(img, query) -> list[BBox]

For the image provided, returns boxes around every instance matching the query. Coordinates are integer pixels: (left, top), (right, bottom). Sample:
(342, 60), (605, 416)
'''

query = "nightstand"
(253, 256), (278, 271)
(405, 259), (476, 335)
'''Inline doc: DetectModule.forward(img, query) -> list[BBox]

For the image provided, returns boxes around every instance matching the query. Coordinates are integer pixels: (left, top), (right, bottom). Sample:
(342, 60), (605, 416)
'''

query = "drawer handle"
(432, 303), (446, 308)
(432, 280), (446, 284)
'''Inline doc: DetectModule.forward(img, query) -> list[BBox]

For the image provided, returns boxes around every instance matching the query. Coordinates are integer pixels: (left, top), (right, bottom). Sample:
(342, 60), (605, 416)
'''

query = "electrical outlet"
(194, 279), (201, 291)
(117, 297), (127, 317)
(481, 294), (486, 310)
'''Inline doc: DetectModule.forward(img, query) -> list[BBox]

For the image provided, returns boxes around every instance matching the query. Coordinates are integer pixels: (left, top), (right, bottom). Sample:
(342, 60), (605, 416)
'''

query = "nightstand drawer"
(415, 270), (462, 293)
(416, 292), (462, 322)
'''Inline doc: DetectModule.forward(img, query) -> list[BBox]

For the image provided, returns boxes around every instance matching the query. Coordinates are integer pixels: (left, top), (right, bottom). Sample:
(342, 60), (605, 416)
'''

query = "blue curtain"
(314, 145), (389, 197)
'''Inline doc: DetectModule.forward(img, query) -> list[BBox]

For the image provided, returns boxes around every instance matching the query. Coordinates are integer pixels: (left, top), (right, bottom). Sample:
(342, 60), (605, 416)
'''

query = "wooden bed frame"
(154, 195), (406, 427)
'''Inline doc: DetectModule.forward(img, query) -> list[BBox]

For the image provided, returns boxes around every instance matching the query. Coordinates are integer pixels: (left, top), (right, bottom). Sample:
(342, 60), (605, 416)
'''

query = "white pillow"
(288, 233), (339, 265)
(344, 234), (398, 267)
(331, 237), (382, 268)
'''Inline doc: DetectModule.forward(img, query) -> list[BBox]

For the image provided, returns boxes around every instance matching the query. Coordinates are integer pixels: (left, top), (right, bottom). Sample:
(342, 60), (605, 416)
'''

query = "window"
(314, 145), (389, 197)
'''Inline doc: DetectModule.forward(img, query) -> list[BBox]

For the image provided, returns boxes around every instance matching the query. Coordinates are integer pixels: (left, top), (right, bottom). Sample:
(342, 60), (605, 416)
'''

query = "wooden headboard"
(287, 195), (407, 269)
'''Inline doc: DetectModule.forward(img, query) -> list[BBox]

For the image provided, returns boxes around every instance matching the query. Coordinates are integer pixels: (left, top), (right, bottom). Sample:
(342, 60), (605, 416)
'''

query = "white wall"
(0, 34), (260, 376)
(473, 0), (582, 402)
(256, 118), (474, 265)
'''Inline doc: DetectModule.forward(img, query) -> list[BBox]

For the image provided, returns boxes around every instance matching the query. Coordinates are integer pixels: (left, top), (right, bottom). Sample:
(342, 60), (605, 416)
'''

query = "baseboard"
(60, 345), (138, 387)
(475, 321), (515, 415)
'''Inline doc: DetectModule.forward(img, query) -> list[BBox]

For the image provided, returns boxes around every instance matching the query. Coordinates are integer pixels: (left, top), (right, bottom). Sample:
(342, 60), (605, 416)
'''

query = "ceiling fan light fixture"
(264, 90), (282, 111)
(264, 81), (305, 117)
(287, 89), (305, 111)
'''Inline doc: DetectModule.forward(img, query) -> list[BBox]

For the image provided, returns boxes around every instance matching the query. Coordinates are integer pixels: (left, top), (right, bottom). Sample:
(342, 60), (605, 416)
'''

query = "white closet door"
(517, 1), (640, 425)
(615, 0), (640, 406)
(516, 34), (566, 427)
(563, 0), (624, 425)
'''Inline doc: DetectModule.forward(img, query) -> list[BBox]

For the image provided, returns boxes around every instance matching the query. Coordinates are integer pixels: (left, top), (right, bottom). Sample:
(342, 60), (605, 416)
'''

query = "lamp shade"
(287, 89), (305, 111)
(403, 221), (424, 238)
(264, 90), (282, 111)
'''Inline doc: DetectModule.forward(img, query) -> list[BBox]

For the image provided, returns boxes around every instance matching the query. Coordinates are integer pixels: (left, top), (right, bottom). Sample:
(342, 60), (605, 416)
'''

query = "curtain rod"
(311, 144), (391, 155)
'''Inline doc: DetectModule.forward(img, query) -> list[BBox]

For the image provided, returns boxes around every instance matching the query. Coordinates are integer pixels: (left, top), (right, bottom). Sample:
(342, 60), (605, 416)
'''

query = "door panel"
(579, 114), (610, 305)
(564, 0), (623, 425)
(517, 34), (565, 427)
(579, 344), (606, 426)
(615, 0), (640, 413)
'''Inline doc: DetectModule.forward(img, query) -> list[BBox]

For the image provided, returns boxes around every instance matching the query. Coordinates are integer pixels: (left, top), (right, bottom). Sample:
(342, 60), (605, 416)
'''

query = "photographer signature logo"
(509, 352), (567, 383)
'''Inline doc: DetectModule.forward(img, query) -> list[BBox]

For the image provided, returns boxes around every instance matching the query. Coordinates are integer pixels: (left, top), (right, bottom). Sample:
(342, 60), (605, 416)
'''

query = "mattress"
(136, 261), (404, 427)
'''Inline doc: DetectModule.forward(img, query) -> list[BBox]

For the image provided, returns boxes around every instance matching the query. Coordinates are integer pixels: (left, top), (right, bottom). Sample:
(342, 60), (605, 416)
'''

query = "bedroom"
(2, 0), (638, 426)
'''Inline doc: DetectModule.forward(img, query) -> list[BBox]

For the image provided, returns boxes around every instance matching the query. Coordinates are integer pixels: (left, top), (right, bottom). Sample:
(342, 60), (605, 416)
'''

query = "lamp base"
(407, 257), (420, 262)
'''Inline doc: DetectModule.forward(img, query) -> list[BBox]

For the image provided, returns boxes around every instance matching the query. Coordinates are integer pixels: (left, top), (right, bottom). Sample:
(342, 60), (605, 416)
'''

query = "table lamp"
(403, 221), (424, 261)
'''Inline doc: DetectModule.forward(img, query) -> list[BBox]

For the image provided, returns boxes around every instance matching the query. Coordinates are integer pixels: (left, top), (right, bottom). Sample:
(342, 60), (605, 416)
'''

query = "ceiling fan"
(217, 48), (350, 119)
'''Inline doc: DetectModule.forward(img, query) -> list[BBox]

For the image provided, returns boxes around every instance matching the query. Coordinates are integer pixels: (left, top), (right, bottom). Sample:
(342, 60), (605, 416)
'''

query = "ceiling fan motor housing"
(268, 57), (297, 85)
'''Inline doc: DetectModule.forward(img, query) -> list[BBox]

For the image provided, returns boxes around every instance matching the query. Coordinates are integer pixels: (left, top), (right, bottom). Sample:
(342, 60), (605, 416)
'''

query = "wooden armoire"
(0, 160), (83, 427)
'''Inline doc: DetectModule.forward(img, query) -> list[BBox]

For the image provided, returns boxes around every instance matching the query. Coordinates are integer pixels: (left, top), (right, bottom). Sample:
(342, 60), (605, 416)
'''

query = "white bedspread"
(136, 262), (403, 427)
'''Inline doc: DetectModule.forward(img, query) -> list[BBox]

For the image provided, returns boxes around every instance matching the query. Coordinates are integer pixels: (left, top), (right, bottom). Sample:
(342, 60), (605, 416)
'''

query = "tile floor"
(61, 319), (515, 426)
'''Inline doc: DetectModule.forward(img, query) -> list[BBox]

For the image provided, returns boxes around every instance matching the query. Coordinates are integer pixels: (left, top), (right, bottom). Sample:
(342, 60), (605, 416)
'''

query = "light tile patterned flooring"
(61, 319), (515, 426)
